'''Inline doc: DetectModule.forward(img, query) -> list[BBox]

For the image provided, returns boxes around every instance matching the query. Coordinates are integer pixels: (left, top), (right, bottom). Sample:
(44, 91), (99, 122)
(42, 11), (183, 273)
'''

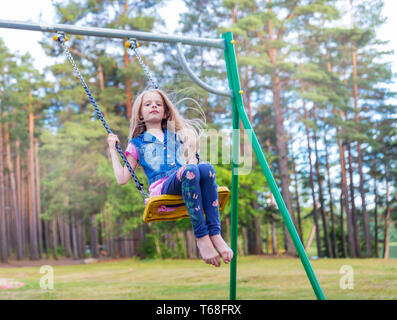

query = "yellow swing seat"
(143, 186), (231, 223)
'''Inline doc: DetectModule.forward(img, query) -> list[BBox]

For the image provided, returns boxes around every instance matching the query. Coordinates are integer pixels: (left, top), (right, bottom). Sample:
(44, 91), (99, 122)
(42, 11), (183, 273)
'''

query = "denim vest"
(130, 129), (185, 186)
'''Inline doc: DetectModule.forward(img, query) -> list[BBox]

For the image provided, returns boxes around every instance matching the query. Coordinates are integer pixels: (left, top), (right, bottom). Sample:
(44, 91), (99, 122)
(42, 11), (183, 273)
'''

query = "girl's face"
(140, 91), (167, 124)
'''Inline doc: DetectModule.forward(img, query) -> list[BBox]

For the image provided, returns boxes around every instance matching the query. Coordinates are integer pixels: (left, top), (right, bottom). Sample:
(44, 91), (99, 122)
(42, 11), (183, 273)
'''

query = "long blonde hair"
(128, 89), (205, 164)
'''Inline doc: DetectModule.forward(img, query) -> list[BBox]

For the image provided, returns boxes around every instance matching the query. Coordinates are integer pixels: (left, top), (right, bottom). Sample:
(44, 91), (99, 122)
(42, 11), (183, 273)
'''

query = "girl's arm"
(108, 134), (138, 185)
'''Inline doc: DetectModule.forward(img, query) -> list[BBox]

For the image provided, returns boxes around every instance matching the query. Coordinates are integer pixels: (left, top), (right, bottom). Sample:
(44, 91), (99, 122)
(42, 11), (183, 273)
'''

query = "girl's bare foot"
(196, 235), (221, 267)
(210, 234), (234, 264)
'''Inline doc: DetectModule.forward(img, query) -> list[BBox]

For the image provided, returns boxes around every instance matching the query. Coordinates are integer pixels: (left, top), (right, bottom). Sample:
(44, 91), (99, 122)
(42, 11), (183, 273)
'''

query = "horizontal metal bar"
(176, 43), (231, 97)
(0, 19), (225, 49)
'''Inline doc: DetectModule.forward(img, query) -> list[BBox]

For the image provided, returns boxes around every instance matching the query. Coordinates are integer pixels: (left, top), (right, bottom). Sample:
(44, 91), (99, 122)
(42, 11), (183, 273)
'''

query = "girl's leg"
(197, 162), (220, 235)
(161, 164), (220, 267)
(197, 162), (233, 264)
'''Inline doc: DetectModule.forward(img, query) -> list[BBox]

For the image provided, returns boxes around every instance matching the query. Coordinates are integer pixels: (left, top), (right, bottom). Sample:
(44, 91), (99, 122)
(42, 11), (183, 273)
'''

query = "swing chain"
(55, 32), (150, 202)
(126, 38), (201, 164)
(126, 38), (159, 89)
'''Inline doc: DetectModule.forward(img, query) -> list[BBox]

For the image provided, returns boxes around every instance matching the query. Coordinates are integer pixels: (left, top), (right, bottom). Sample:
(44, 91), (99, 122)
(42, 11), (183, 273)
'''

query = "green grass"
(0, 256), (396, 300)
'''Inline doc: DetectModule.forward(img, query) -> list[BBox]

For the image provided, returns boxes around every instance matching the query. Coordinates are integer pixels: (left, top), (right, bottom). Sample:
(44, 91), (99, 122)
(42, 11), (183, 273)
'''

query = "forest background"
(0, 0), (395, 264)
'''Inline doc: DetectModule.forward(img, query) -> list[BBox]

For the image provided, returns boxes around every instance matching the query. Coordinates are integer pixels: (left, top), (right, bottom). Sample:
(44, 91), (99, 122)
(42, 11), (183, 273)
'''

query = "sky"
(0, 0), (395, 73)
(0, 0), (188, 70)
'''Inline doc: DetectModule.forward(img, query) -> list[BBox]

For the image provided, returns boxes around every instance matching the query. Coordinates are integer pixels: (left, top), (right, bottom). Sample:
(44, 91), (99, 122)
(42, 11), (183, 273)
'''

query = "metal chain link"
(127, 39), (159, 89)
(56, 32), (149, 201)
(126, 39), (200, 164)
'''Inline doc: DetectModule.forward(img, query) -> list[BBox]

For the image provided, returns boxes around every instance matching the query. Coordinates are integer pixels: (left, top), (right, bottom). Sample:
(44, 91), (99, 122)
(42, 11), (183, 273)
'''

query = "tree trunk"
(356, 142), (371, 257)
(119, 220), (126, 258)
(248, 199), (263, 255)
(265, 224), (269, 255)
(373, 157), (379, 258)
(28, 102), (39, 260)
(43, 221), (49, 259)
(21, 163), (27, 258)
(97, 63), (105, 92)
(77, 219), (83, 258)
(77, 219), (82, 258)
(224, 216), (231, 244)
(122, 1), (133, 120)
(5, 171), (11, 257)
(253, 216), (263, 254)
(350, 0), (371, 258)
(127, 230), (134, 257)
(34, 138), (43, 259)
(185, 228), (197, 259)
(242, 55), (262, 255)
(278, 229), (283, 254)
(291, 152), (303, 242)
(15, 139), (25, 257)
(271, 214), (277, 255)
(51, 219), (58, 260)
(324, 47), (340, 259)
(340, 141), (355, 258)
(340, 192), (347, 258)
(383, 164), (391, 259)
(322, 118), (338, 258)
(335, 107), (356, 257)
(0, 116), (8, 263)
(63, 218), (72, 258)
(313, 106), (333, 258)
(80, 218), (86, 259)
(4, 118), (23, 259)
(90, 214), (99, 258)
(71, 215), (79, 259)
(241, 226), (249, 256)
(243, 56), (252, 123)
(305, 224), (316, 253)
(101, 208), (108, 257)
(27, 147), (38, 260)
(267, 17), (296, 256)
(107, 210), (115, 258)
(303, 101), (322, 257)
(58, 216), (65, 256)
(247, 222), (254, 254)
(346, 141), (361, 257)
(100, 208), (106, 256)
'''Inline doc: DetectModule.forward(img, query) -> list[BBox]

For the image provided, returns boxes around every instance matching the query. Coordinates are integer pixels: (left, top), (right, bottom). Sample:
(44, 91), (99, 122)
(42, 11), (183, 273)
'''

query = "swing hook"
(125, 38), (139, 50)
(53, 31), (69, 43)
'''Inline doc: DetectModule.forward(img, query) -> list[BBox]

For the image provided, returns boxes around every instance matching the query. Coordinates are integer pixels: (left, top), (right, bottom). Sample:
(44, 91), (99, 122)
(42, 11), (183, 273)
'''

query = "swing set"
(0, 19), (326, 300)
(52, 34), (231, 224)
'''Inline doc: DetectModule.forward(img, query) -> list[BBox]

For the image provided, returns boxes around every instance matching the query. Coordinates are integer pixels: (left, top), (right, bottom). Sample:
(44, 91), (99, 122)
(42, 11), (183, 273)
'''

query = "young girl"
(107, 89), (233, 267)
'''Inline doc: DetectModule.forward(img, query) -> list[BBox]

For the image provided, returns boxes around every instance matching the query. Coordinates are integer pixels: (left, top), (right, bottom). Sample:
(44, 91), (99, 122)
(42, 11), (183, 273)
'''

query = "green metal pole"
(223, 36), (240, 301)
(222, 32), (326, 300)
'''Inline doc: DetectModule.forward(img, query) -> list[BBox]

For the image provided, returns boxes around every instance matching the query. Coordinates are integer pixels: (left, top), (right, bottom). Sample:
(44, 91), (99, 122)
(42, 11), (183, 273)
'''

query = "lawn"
(0, 256), (396, 300)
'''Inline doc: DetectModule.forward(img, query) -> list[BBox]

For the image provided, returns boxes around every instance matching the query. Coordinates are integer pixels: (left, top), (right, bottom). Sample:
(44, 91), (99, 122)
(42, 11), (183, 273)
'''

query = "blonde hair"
(128, 89), (205, 164)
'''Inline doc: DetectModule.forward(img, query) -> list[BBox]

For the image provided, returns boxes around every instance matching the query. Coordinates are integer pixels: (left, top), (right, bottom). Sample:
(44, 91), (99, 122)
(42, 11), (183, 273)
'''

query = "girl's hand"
(107, 133), (120, 151)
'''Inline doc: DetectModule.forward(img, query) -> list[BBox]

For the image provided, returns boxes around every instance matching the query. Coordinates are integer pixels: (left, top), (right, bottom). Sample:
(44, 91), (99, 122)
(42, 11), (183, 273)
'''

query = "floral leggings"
(161, 162), (220, 238)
